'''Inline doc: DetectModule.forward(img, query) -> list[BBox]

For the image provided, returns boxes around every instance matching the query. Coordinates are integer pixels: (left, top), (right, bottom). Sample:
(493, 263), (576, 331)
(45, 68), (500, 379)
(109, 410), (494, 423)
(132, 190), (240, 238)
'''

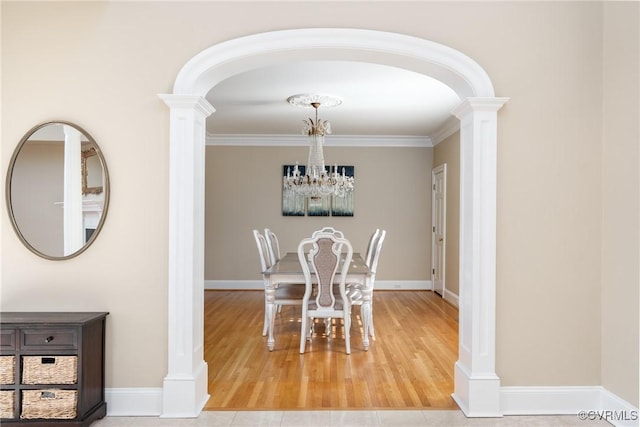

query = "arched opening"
(160, 28), (508, 418)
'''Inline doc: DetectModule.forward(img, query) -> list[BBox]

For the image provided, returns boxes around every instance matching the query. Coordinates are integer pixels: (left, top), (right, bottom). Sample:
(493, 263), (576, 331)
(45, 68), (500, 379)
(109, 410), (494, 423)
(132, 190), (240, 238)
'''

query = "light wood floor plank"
(204, 290), (459, 410)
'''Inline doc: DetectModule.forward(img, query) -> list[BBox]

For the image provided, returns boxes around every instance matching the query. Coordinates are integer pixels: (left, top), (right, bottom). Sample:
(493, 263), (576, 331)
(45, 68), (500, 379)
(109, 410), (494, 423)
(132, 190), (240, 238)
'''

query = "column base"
(452, 361), (502, 417)
(160, 360), (209, 418)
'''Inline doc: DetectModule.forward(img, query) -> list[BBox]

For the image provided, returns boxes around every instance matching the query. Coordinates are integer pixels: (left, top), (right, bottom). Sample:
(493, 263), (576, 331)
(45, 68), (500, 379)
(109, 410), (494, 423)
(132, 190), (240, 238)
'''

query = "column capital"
(453, 97), (510, 119)
(158, 94), (216, 117)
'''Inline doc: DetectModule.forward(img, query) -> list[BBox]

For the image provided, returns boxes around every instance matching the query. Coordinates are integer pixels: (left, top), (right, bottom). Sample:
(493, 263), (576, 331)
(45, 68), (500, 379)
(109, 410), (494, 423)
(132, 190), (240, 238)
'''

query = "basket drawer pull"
(41, 391), (56, 399)
(41, 357), (56, 364)
(44, 336), (54, 343)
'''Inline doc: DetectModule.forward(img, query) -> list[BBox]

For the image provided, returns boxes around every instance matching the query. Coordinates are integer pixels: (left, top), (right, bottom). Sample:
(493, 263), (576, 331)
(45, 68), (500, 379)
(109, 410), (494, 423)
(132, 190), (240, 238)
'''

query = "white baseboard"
(106, 385), (638, 423)
(375, 280), (431, 290)
(205, 280), (432, 291)
(205, 280), (262, 290)
(443, 288), (459, 307)
(501, 386), (603, 415)
(501, 386), (639, 427)
(106, 388), (162, 416)
(600, 388), (640, 427)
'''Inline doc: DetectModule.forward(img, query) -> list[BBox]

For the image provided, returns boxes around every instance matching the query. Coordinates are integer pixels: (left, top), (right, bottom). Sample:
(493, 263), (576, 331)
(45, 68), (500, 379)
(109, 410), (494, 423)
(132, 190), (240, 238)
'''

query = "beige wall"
(601, 2), (639, 406)
(1, 1), (637, 405)
(10, 142), (65, 256)
(205, 145), (432, 281)
(433, 132), (460, 297)
(493, 4), (605, 387)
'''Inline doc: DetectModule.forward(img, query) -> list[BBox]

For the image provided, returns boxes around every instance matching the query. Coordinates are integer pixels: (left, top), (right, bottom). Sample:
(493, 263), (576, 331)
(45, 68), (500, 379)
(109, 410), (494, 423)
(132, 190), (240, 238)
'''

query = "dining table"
(263, 251), (372, 351)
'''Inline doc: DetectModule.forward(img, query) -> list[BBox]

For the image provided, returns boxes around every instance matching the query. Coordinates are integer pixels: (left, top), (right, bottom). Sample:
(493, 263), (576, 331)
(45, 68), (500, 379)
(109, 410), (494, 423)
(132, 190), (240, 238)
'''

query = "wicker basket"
(22, 356), (77, 385)
(20, 389), (77, 419)
(0, 390), (15, 419)
(0, 356), (15, 384)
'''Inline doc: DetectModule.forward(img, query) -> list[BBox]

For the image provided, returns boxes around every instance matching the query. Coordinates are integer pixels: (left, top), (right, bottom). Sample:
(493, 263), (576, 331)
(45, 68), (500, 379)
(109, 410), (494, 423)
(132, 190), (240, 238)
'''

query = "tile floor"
(92, 410), (614, 426)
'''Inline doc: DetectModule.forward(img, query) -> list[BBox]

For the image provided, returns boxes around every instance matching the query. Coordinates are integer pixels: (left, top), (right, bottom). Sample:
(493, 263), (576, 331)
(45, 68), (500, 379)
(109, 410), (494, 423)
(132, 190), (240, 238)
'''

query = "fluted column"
(158, 94), (215, 418)
(451, 97), (508, 417)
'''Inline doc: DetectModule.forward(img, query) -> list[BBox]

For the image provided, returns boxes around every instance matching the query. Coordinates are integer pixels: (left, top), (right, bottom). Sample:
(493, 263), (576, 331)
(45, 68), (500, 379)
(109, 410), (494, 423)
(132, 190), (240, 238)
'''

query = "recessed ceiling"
(205, 60), (461, 140)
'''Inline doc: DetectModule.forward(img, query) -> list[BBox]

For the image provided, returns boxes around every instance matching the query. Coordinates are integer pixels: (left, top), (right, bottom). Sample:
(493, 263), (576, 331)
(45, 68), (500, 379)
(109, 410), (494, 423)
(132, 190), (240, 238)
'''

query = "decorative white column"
(451, 97), (508, 417)
(63, 124), (83, 255)
(158, 94), (215, 418)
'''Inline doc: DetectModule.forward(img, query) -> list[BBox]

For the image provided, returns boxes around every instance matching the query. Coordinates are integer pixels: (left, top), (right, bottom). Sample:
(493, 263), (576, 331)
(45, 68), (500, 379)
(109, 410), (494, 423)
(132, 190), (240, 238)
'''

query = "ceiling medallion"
(286, 94), (343, 109)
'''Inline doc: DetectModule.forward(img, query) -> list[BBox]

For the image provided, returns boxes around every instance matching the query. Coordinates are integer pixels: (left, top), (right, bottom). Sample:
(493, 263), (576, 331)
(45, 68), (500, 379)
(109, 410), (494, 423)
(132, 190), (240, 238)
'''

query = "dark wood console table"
(0, 312), (108, 426)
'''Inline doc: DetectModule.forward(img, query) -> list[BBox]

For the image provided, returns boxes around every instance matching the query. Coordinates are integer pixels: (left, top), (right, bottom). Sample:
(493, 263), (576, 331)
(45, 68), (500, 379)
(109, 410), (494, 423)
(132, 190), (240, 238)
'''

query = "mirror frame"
(5, 120), (110, 260)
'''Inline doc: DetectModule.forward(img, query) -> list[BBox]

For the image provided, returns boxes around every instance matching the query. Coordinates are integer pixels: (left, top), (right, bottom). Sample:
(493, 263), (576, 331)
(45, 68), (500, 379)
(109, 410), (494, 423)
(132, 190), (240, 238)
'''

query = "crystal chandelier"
(283, 94), (354, 198)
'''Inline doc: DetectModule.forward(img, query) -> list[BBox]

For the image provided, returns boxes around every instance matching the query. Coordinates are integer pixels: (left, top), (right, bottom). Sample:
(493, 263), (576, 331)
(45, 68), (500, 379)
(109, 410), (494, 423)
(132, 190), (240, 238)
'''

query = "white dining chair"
(264, 228), (281, 264)
(298, 231), (354, 354)
(345, 229), (386, 338)
(312, 227), (344, 239)
(312, 227), (345, 255)
(253, 230), (304, 337)
(364, 229), (381, 267)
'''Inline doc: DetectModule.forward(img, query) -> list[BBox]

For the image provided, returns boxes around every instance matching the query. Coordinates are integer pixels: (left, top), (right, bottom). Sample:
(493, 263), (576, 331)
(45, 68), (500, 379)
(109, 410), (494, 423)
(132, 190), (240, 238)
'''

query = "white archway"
(159, 28), (508, 418)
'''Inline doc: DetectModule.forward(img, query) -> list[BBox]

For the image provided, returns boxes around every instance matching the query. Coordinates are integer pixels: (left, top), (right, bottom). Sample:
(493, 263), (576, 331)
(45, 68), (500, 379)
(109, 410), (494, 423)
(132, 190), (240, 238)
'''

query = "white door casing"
(432, 164), (447, 297)
(161, 28), (508, 418)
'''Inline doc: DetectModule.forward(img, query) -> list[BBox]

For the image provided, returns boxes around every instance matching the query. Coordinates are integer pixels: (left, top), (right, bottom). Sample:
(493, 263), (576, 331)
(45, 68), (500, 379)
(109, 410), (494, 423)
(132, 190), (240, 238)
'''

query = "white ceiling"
(205, 60), (461, 144)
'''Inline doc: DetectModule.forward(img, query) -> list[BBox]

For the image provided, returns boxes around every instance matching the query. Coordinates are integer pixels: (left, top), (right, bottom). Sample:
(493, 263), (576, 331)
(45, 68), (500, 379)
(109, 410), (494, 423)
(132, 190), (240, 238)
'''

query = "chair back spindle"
(369, 230), (386, 278)
(364, 229), (381, 267)
(264, 228), (281, 264)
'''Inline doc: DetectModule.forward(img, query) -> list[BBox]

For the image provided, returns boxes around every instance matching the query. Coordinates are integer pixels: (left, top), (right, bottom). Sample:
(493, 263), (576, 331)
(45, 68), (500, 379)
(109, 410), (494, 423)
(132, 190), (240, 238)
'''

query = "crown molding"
(205, 134), (433, 148)
(430, 116), (460, 146)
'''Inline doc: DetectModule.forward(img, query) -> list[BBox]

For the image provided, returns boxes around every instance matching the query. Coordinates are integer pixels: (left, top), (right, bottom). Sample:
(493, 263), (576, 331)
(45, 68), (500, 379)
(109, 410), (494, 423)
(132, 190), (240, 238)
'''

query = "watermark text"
(578, 410), (638, 422)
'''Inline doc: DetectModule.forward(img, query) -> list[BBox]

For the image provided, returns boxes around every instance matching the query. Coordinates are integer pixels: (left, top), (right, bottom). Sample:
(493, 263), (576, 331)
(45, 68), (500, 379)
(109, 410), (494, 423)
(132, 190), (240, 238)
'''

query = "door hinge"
(433, 226), (435, 232)
(432, 268), (435, 275)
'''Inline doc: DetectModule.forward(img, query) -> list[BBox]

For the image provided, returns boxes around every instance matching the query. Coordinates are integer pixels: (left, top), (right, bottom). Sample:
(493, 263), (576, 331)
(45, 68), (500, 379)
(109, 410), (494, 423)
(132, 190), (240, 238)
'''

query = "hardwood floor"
(203, 290), (459, 410)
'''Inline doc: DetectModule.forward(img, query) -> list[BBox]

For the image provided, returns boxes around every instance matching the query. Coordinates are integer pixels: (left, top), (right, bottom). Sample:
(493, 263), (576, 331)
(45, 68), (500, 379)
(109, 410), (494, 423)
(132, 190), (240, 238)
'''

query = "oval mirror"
(5, 121), (110, 260)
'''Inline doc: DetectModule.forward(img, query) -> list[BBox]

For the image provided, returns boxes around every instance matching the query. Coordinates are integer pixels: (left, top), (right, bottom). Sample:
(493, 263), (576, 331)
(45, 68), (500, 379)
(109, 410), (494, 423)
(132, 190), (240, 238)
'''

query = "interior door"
(431, 164), (447, 297)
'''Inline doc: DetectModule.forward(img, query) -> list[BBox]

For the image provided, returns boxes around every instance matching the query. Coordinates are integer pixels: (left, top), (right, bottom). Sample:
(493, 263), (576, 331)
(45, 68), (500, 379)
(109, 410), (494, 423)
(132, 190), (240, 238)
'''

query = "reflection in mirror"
(82, 147), (104, 195)
(6, 121), (109, 260)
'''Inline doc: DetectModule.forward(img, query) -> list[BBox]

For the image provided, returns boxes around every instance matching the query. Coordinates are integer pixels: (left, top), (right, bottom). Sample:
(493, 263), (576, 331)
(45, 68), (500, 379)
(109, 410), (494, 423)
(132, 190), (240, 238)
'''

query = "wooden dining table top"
(264, 252), (369, 276)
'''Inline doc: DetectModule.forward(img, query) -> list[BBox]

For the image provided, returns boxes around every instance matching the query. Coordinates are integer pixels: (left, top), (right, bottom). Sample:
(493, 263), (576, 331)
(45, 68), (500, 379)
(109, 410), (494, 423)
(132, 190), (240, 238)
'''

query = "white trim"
(204, 280), (432, 291)
(105, 388), (162, 416)
(174, 29), (495, 99)
(205, 280), (263, 290)
(375, 280), (431, 290)
(165, 28), (502, 418)
(451, 97), (508, 416)
(600, 388), (640, 427)
(501, 386), (603, 415)
(453, 362), (502, 417)
(104, 386), (638, 424)
(206, 134), (432, 148)
(431, 116), (460, 146)
(431, 163), (447, 299)
(159, 94), (213, 418)
(501, 386), (639, 426)
(160, 360), (209, 419)
(444, 288), (459, 307)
